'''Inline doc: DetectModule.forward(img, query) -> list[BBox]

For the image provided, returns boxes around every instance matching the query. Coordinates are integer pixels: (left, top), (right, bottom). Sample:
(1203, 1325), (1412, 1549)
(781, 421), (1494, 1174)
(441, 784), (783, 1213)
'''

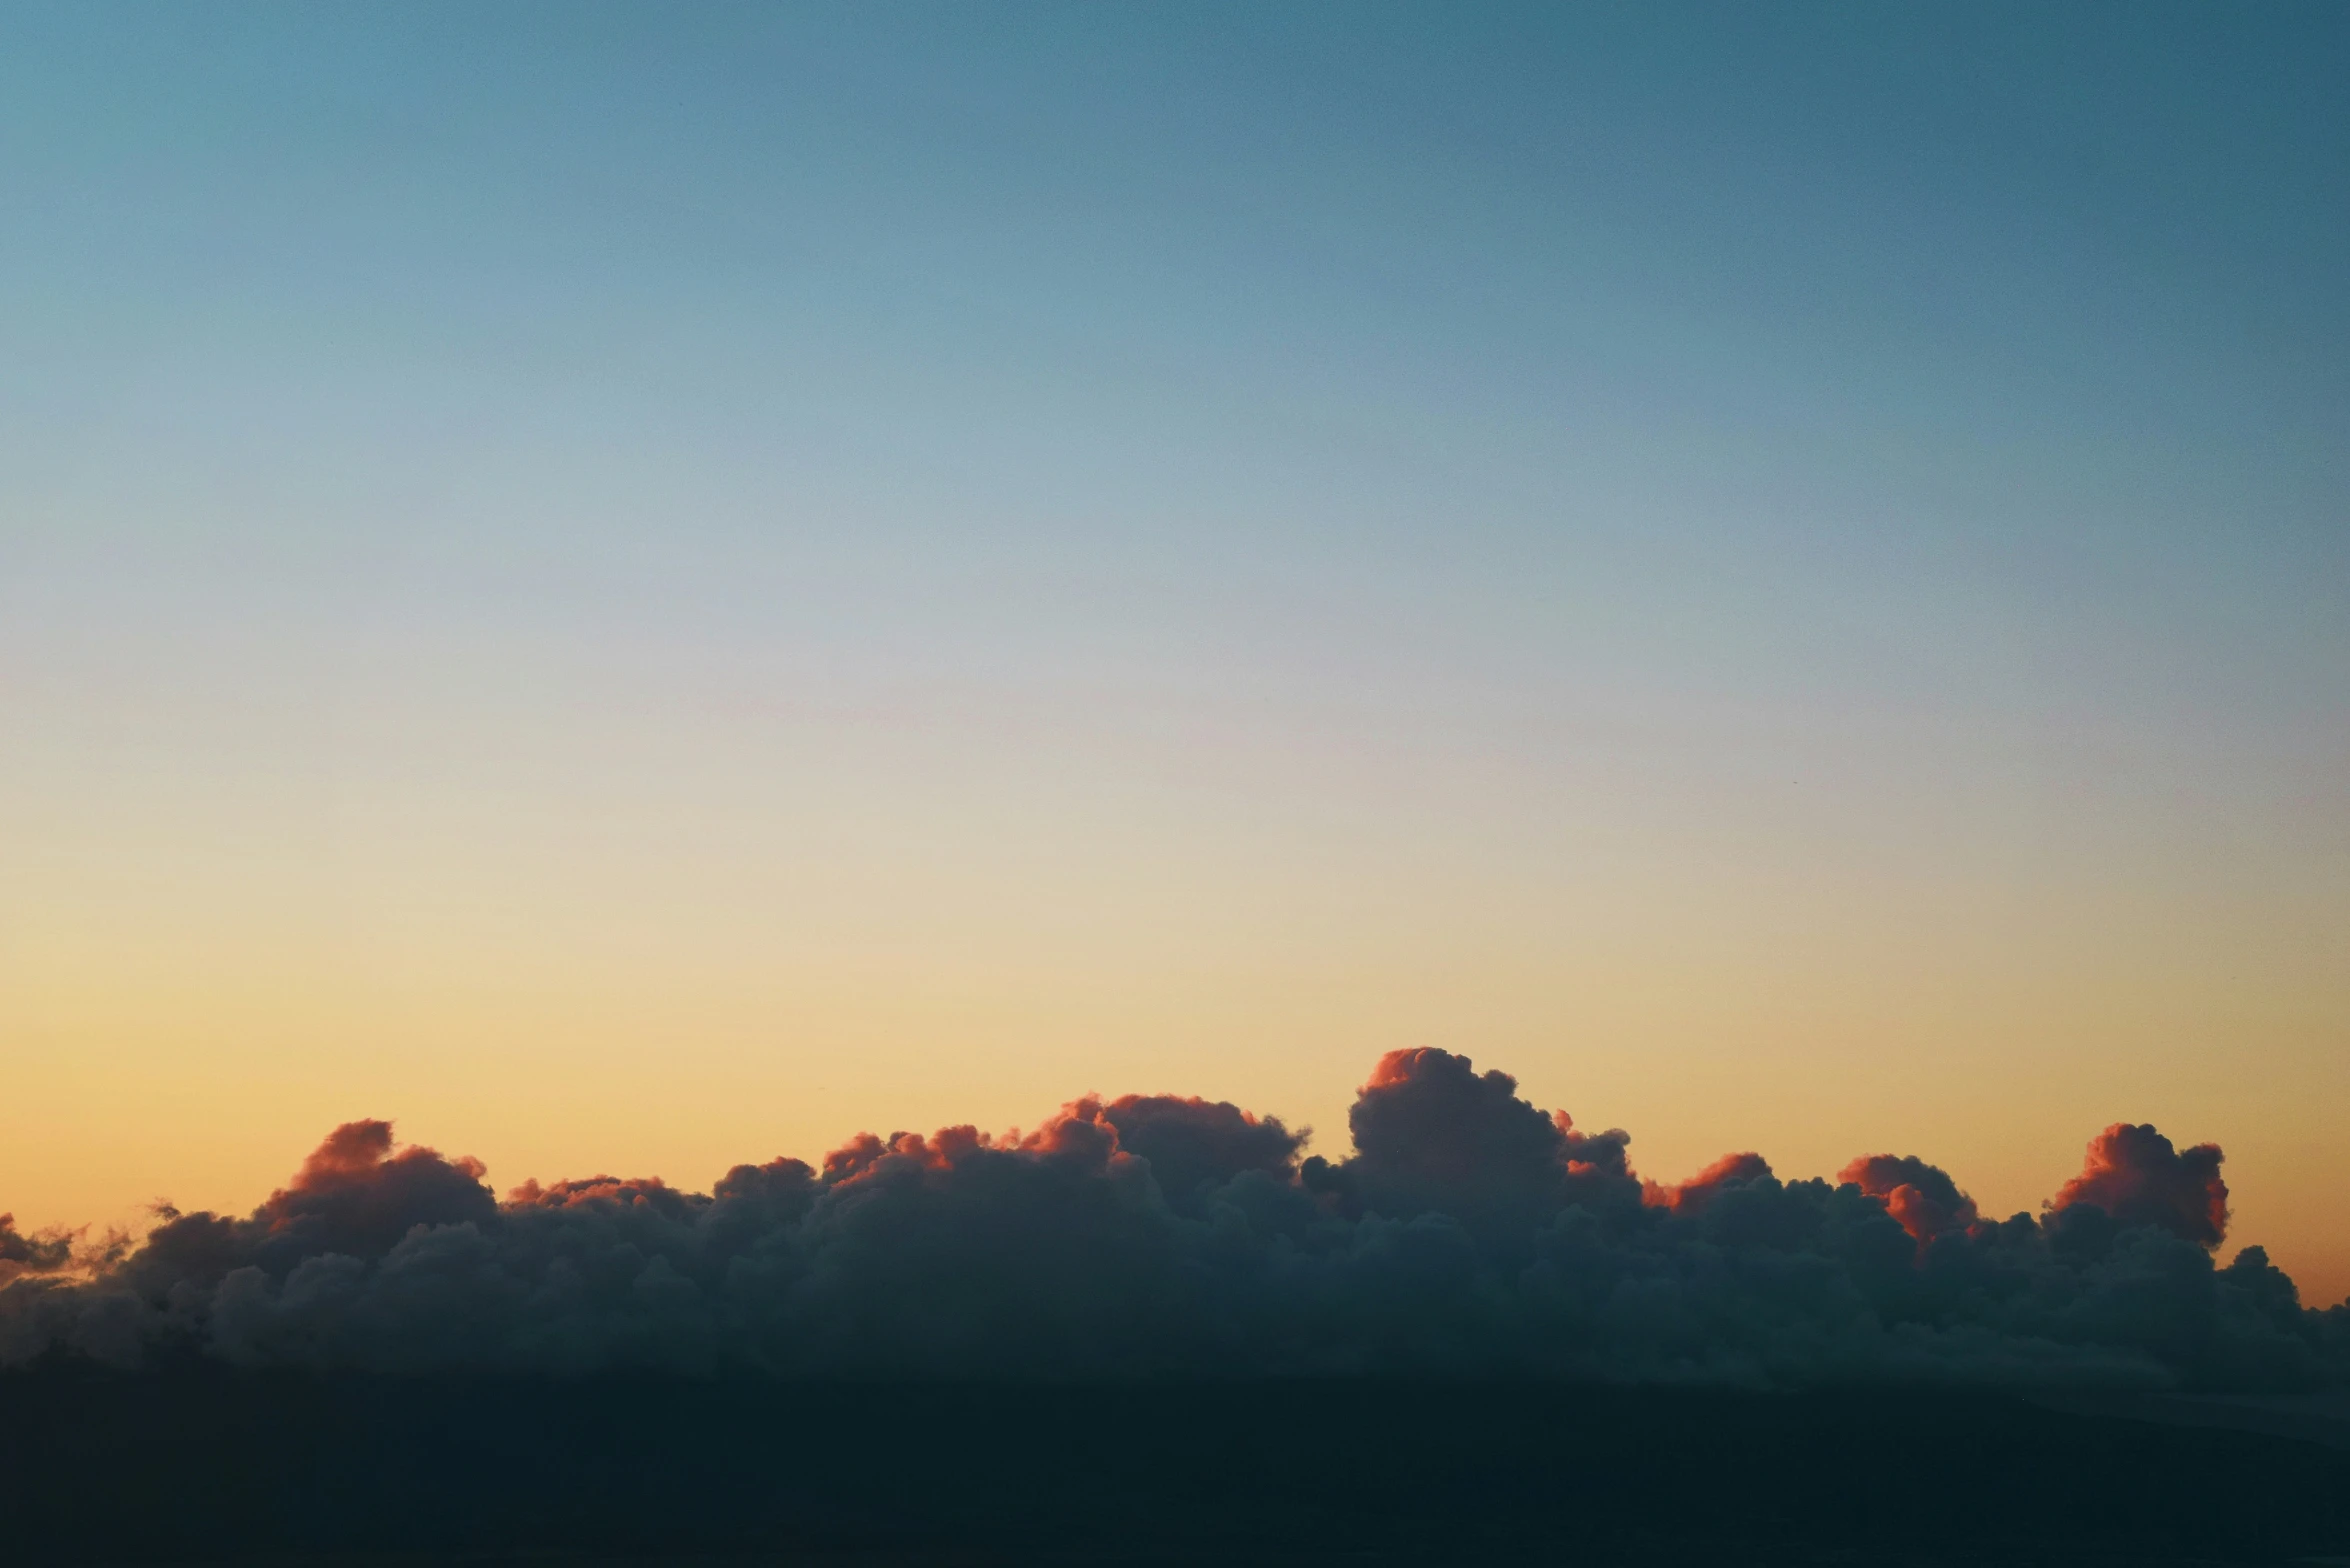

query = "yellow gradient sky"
(4, 9), (2345, 1305)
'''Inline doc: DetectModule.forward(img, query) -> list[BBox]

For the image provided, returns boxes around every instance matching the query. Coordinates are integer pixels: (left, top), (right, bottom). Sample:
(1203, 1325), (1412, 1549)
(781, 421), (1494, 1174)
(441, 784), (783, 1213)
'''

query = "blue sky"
(4, 3), (2347, 1296)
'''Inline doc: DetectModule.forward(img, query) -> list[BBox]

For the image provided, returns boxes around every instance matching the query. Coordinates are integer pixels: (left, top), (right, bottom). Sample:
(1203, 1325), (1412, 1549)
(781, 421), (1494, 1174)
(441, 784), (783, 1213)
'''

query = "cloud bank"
(4, 1050), (2342, 1388)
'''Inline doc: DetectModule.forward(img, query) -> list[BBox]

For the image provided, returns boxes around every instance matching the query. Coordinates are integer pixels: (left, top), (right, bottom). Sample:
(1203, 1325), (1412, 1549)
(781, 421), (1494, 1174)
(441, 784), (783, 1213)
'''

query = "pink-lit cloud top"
(3, 1050), (2339, 1387)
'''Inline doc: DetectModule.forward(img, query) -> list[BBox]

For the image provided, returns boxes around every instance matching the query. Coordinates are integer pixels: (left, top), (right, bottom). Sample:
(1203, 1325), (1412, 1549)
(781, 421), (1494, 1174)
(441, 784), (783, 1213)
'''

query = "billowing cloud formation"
(2047, 1123), (2230, 1247)
(1839, 1155), (1980, 1245)
(1093, 1094), (1303, 1215)
(1306, 1049), (1638, 1240)
(2, 1051), (2342, 1389)
(1645, 1152), (1774, 1215)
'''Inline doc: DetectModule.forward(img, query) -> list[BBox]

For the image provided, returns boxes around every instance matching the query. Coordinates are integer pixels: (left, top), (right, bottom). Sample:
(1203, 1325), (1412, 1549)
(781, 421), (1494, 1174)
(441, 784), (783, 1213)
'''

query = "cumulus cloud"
(1, 1051), (2339, 1389)
(1838, 1154), (1980, 1245)
(2047, 1123), (2229, 1247)
(1644, 1151), (1773, 1214)
(1093, 1094), (1303, 1214)
(1306, 1049), (1640, 1244)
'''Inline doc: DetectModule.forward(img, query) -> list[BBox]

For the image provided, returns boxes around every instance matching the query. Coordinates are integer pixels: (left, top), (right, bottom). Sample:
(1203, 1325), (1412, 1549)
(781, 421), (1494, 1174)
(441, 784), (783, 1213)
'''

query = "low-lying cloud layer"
(4, 1051), (2342, 1387)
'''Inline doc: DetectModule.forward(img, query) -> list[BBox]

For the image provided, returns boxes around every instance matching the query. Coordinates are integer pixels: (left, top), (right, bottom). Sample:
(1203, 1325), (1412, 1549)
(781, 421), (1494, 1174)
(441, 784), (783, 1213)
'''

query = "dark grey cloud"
(0, 1215), (72, 1285)
(3, 1049), (2341, 1389)
(1643, 1150), (1774, 1215)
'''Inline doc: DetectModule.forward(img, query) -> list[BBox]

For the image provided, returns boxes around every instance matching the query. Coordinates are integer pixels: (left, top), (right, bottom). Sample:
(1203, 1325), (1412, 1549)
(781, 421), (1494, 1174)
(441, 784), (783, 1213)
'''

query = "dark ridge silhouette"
(1, 1365), (2345, 1565)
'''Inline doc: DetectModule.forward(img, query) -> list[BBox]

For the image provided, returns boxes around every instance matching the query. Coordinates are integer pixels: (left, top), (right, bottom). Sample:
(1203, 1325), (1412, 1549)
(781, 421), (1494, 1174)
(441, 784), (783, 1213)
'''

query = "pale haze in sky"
(3, 3), (2346, 1302)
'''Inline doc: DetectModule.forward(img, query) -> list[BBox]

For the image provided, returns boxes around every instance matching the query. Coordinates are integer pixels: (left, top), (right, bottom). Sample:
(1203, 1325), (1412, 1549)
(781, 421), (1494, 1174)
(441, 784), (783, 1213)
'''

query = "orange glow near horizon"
(7, 0), (2348, 1349)
(7, 936), (2345, 1308)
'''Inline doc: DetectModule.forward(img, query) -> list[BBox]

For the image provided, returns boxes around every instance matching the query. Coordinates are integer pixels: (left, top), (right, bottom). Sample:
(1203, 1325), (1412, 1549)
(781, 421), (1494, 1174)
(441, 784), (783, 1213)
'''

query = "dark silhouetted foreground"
(3, 1366), (2346, 1565)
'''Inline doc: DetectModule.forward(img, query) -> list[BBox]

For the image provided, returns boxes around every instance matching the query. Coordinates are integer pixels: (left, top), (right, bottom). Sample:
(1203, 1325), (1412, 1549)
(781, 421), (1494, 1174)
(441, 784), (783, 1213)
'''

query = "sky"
(3, 3), (2346, 1304)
